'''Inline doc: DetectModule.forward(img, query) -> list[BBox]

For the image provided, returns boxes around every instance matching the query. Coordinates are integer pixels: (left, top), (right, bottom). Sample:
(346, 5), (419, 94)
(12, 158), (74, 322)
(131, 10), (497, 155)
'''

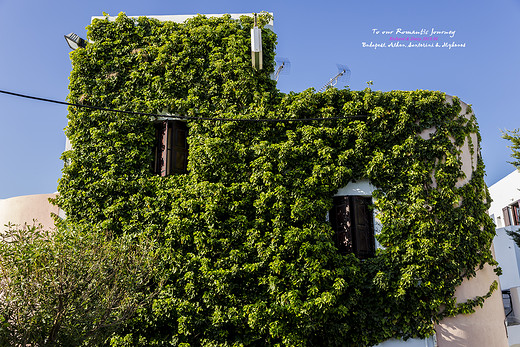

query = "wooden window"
(503, 201), (520, 227)
(508, 200), (520, 226)
(329, 196), (375, 259)
(504, 207), (511, 227)
(153, 120), (188, 176)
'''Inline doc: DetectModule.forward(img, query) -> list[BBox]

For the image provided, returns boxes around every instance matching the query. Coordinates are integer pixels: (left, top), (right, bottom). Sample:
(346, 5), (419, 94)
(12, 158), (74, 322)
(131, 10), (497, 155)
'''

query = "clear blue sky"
(1, 0), (519, 199)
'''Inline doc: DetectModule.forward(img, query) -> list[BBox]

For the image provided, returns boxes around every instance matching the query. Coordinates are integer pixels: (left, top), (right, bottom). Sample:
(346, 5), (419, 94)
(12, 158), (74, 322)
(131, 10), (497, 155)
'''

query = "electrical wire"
(0, 89), (367, 122)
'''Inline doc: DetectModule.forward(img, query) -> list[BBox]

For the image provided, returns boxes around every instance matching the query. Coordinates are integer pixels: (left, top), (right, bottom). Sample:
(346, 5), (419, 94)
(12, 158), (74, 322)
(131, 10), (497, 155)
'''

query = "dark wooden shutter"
(351, 196), (375, 259)
(330, 196), (375, 259)
(504, 207), (511, 227)
(153, 121), (167, 176)
(330, 196), (354, 255)
(153, 120), (188, 176)
(512, 201), (520, 226)
(170, 121), (188, 174)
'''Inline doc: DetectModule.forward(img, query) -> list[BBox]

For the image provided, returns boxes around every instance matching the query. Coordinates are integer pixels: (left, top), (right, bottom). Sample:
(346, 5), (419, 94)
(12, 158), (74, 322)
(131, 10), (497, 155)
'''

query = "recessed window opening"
(329, 195), (376, 259)
(153, 120), (188, 175)
(503, 200), (520, 227)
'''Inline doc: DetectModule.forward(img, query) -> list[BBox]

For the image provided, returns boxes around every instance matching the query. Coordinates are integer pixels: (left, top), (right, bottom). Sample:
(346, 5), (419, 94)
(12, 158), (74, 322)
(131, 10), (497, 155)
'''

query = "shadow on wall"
(435, 322), (469, 346)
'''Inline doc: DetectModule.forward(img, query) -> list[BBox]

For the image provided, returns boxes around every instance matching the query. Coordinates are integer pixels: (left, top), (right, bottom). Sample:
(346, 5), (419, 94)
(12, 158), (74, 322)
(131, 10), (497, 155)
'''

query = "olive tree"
(0, 222), (161, 346)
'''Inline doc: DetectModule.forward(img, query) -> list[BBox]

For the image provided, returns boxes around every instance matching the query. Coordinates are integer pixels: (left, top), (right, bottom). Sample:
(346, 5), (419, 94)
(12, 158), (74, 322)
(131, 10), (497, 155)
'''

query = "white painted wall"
(508, 324), (520, 347)
(335, 97), (509, 346)
(432, 97), (508, 346)
(489, 170), (520, 346)
(335, 179), (377, 197)
(489, 170), (520, 228)
(376, 337), (435, 347)
(494, 226), (520, 290)
(0, 193), (59, 232)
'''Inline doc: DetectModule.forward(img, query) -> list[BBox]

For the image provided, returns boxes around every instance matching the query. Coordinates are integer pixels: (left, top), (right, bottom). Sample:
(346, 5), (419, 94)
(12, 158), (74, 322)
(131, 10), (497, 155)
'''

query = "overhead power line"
(0, 89), (367, 122)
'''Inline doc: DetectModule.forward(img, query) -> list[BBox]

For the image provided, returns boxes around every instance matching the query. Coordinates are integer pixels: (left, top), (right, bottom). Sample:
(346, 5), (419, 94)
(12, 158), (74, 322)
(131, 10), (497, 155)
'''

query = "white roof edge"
(91, 13), (274, 29)
(489, 169), (520, 190)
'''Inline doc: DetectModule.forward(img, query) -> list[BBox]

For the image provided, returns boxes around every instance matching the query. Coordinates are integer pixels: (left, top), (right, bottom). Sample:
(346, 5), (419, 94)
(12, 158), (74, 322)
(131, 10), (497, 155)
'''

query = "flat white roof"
(488, 169), (520, 218)
(91, 13), (274, 30)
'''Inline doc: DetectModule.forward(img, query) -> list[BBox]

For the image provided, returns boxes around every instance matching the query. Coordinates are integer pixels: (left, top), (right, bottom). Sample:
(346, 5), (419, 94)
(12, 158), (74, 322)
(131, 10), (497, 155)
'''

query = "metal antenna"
(318, 64), (351, 92)
(273, 58), (291, 81)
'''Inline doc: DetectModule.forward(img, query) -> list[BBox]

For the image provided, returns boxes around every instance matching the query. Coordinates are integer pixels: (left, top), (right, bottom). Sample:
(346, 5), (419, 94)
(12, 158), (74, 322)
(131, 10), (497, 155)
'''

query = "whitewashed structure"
(0, 11), (510, 344)
(489, 169), (520, 346)
(337, 97), (507, 346)
(0, 193), (60, 232)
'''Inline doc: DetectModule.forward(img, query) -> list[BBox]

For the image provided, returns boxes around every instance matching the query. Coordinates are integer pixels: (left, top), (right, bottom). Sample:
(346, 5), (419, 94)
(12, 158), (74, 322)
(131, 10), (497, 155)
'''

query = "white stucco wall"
(336, 98), (510, 345)
(489, 171), (520, 346)
(335, 179), (377, 196)
(507, 324), (520, 347)
(489, 170), (520, 228)
(435, 260), (508, 347)
(433, 96), (508, 347)
(376, 337), (435, 347)
(0, 193), (59, 233)
(494, 226), (520, 290)
(350, 96), (508, 346)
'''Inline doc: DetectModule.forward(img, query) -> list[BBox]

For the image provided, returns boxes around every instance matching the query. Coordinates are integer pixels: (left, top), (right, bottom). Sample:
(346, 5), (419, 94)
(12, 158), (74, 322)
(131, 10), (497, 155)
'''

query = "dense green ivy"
(58, 13), (497, 346)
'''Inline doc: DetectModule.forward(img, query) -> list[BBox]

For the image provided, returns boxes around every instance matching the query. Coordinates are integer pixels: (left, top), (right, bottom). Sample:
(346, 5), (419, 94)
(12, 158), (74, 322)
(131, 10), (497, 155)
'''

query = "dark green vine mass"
(57, 13), (497, 346)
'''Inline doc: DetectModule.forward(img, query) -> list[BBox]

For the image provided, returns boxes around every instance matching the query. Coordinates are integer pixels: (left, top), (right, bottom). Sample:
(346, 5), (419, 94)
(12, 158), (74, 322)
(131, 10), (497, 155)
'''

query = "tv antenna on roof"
(318, 64), (351, 92)
(272, 57), (291, 81)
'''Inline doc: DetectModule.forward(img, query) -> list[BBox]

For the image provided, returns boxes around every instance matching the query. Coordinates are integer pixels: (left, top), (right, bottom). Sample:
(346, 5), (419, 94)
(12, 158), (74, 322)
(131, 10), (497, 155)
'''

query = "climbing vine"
(58, 13), (497, 346)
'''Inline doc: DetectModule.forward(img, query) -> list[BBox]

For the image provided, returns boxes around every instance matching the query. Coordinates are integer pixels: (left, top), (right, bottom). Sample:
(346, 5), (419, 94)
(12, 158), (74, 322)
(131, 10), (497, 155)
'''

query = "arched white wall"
(0, 193), (59, 233)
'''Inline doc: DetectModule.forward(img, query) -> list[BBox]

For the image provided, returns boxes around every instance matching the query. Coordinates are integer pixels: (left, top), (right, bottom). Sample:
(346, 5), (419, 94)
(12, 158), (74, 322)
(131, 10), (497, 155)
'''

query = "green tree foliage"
(503, 129), (520, 169)
(0, 222), (160, 346)
(57, 13), (497, 346)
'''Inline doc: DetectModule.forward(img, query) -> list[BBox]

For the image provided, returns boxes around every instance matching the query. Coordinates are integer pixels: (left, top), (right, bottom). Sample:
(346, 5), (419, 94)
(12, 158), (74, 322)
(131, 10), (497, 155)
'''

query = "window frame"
(153, 120), (188, 176)
(329, 195), (376, 259)
(503, 200), (520, 227)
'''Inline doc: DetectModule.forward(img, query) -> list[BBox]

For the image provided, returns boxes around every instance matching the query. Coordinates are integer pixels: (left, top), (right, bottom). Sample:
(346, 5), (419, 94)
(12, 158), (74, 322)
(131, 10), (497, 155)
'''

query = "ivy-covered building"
(58, 13), (507, 346)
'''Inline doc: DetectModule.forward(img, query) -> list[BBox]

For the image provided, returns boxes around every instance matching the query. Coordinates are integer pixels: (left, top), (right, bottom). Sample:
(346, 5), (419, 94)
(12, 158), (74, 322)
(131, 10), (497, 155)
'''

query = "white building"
(489, 169), (520, 346)
(0, 12), (510, 346)
(0, 193), (60, 232)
